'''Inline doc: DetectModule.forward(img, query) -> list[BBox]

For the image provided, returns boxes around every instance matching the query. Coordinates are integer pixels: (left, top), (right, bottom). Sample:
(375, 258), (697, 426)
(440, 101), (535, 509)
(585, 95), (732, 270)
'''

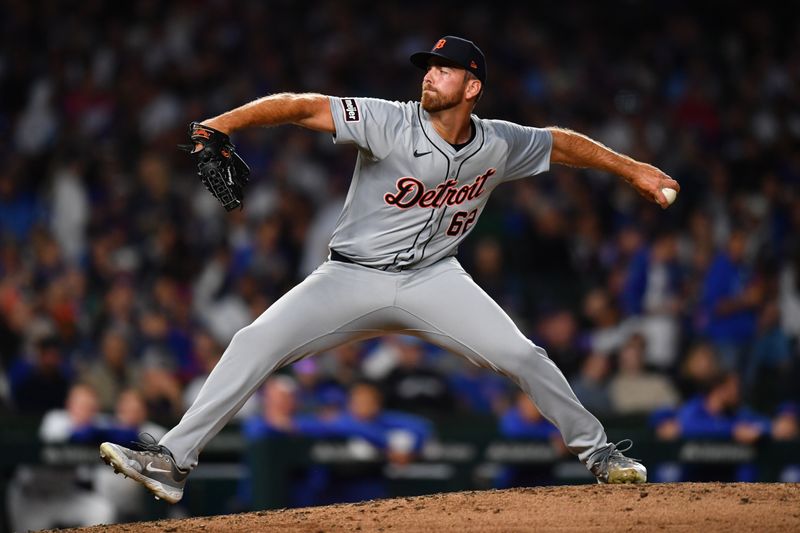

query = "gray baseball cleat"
(588, 439), (647, 484)
(99, 434), (189, 503)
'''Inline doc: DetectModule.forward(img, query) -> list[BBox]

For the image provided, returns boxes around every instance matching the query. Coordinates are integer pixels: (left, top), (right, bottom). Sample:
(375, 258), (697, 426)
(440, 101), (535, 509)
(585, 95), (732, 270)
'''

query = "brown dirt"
(51, 483), (800, 533)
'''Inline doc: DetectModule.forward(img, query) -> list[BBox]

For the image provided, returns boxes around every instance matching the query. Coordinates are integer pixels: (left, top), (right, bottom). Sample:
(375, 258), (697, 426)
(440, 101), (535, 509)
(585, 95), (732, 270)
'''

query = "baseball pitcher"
(101, 36), (680, 503)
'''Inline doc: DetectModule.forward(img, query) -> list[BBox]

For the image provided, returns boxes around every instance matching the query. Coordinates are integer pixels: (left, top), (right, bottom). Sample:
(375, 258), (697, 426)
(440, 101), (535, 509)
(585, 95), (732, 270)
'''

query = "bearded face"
(420, 63), (470, 113)
(421, 82), (463, 113)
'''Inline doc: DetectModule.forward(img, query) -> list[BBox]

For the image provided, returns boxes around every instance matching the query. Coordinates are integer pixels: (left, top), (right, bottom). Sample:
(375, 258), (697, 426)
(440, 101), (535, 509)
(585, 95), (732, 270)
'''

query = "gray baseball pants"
(160, 257), (608, 469)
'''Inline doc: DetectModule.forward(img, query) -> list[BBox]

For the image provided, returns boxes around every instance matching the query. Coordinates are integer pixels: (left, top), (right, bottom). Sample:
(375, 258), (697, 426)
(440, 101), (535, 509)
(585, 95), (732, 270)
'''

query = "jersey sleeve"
(329, 97), (405, 160)
(493, 121), (553, 182)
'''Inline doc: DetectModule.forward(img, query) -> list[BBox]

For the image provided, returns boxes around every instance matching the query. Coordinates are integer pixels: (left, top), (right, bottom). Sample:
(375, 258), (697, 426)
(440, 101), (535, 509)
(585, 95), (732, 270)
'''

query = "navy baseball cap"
(410, 36), (487, 84)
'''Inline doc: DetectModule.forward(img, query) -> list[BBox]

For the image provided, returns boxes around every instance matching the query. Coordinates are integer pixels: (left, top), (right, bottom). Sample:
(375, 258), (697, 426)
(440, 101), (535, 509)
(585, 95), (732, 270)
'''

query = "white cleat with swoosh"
(99, 434), (189, 503)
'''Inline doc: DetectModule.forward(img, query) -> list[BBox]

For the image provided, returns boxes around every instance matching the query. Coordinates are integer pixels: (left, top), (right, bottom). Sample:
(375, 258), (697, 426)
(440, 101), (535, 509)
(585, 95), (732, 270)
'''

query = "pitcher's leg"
(397, 260), (607, 463)
(161, 262), (396, 469)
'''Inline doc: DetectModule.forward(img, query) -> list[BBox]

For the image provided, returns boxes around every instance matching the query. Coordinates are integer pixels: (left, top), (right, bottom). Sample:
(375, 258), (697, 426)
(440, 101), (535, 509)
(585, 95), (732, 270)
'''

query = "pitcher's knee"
(501, 342), (549, 376)
(228, 323), (260, 350)
(227, 323), (287, 367)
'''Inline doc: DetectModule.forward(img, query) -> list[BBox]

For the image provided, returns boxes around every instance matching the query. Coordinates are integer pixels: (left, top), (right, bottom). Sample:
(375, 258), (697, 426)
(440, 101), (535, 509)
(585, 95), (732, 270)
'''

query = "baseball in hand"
(661, 187), (677, 205)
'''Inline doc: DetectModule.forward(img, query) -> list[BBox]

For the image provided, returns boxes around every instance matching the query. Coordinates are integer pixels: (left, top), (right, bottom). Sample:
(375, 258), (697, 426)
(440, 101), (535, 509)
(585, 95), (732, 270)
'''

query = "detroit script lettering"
(384, 168), (495, 209)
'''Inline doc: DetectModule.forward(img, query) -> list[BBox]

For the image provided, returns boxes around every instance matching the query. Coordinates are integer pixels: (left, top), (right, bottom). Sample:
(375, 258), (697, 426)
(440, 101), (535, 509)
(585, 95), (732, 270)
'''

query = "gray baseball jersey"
(159, 97), (608, 475)
(328, 97), (552, 271)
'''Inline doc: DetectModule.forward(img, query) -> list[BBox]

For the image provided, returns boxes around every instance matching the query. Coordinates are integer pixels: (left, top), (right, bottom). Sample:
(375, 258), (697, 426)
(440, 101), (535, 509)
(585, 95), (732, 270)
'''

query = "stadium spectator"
(12, 335), (71, 414)
(250, 380), (429, 507)
(743, 301), (794, 412)
(569, 353), (612, 419)
(6, 383), (116, 530)
(771, 402), (799, 442)
(80, 328), (141, 411)
(447, 357), (513, 415)
(698, 229), (764, 370)
(90, 276), (138, 340)
(311, 381), (432, 503)
(534, 308), (583, 379)
(327, 381), (432, 462)
(290, 357), (348, 417)
(771, 402), (800, 483)
(608, 334), (680, 416)
(315, 342), (366, 394)
(495, 391), (567, 487)
(500, 391), (564, 443)
(778, 246), (800, 343)
(469, 236), (525, 320)
(0, 366), (10, 412)
(241, 376), (334, 508)
(581, 287), (635, 357)
(674, 373), (770, 443)
(675, 341), (722, 400)
(621, 230), (683, 369)
(667, 372), (771, 481)
(0, 158), (44, 243)
(379, 336), (456, 418)
(242, 375), (329, 440)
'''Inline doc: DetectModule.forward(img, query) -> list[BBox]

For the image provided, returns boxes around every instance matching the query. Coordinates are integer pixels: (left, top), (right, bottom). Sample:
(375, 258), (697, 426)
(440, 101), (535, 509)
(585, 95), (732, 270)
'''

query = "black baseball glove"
(179, 122), (250, 211)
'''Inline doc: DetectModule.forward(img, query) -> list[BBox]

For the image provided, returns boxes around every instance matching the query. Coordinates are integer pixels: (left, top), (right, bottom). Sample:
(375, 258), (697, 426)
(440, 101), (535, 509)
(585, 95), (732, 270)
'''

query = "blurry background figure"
(6, 383), (116, 530)
(305, 381), (433, 505)
(11, 335), (71, 414)
(495, 391), (567, 487)
(290, 357), (347, 418)
(771, 402), (799, 442)
(315, 342), (366, 397)
(743, 301), (795, 413)
(771, 403), (800, 483)
(114, 388), (167, 439)
(94, 388), (168, 522)
(675, 342), (722, 399)
(49, 155), (89, 264)
(139, 364), (183, 426)
(609, 334), (679, 416)
(698, 229), (763, 371)
(0, 365), (11, 413)
(621, 230), (683, 369)
(534, 309), (583, 380)
(80, 327), (141, 411)
(778, 247), (800, 345)
(582, 288), (635, 357)
(243, 375), (305, 439)
(469, 237), (525, 322)
(379, 336), (455, 419)
(656, 372), (770, 481)
(447, 356), (513, 416)
(569, 353), (612, 419)
(241, 375), (331, 509)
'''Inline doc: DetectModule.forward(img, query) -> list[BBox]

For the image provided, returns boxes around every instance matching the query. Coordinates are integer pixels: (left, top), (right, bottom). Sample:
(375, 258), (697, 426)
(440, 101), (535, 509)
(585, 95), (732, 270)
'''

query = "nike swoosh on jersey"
(145, 461), (173, 474)
(413, 150), (432, 157)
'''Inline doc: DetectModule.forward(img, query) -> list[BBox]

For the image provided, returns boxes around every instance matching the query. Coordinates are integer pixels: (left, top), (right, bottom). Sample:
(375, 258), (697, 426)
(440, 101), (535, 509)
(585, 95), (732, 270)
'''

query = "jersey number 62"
(446, 209), (478, 236)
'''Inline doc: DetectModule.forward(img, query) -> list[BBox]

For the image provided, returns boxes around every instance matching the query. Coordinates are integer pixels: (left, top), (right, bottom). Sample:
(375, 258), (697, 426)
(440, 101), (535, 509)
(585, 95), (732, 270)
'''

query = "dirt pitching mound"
(52, 482), (799, 533)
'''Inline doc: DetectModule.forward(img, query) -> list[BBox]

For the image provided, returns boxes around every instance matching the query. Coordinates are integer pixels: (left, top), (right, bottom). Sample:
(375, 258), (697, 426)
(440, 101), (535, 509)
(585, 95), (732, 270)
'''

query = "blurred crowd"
(2, 0), (800, 526)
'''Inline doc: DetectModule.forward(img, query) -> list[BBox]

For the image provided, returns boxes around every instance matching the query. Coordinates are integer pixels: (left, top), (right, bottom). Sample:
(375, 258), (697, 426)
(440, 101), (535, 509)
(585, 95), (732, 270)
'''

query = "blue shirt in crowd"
(699, 253), (757, 343)
(676, 396), (771, 439)
(499, 408), (560, 440)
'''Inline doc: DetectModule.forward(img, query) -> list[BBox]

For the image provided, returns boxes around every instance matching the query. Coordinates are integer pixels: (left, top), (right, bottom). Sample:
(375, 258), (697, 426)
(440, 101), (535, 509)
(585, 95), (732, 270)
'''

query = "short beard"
(421, 88), (461, 113)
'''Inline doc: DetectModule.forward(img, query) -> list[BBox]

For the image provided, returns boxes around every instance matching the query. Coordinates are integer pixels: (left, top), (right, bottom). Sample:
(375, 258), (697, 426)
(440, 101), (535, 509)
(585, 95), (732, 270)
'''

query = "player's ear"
(465, 78), (482, 101)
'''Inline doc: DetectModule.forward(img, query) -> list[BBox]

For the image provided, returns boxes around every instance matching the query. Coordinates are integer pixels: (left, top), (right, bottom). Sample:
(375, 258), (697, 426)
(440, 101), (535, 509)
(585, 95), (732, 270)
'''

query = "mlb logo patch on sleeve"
(341, 98), (360, 122)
